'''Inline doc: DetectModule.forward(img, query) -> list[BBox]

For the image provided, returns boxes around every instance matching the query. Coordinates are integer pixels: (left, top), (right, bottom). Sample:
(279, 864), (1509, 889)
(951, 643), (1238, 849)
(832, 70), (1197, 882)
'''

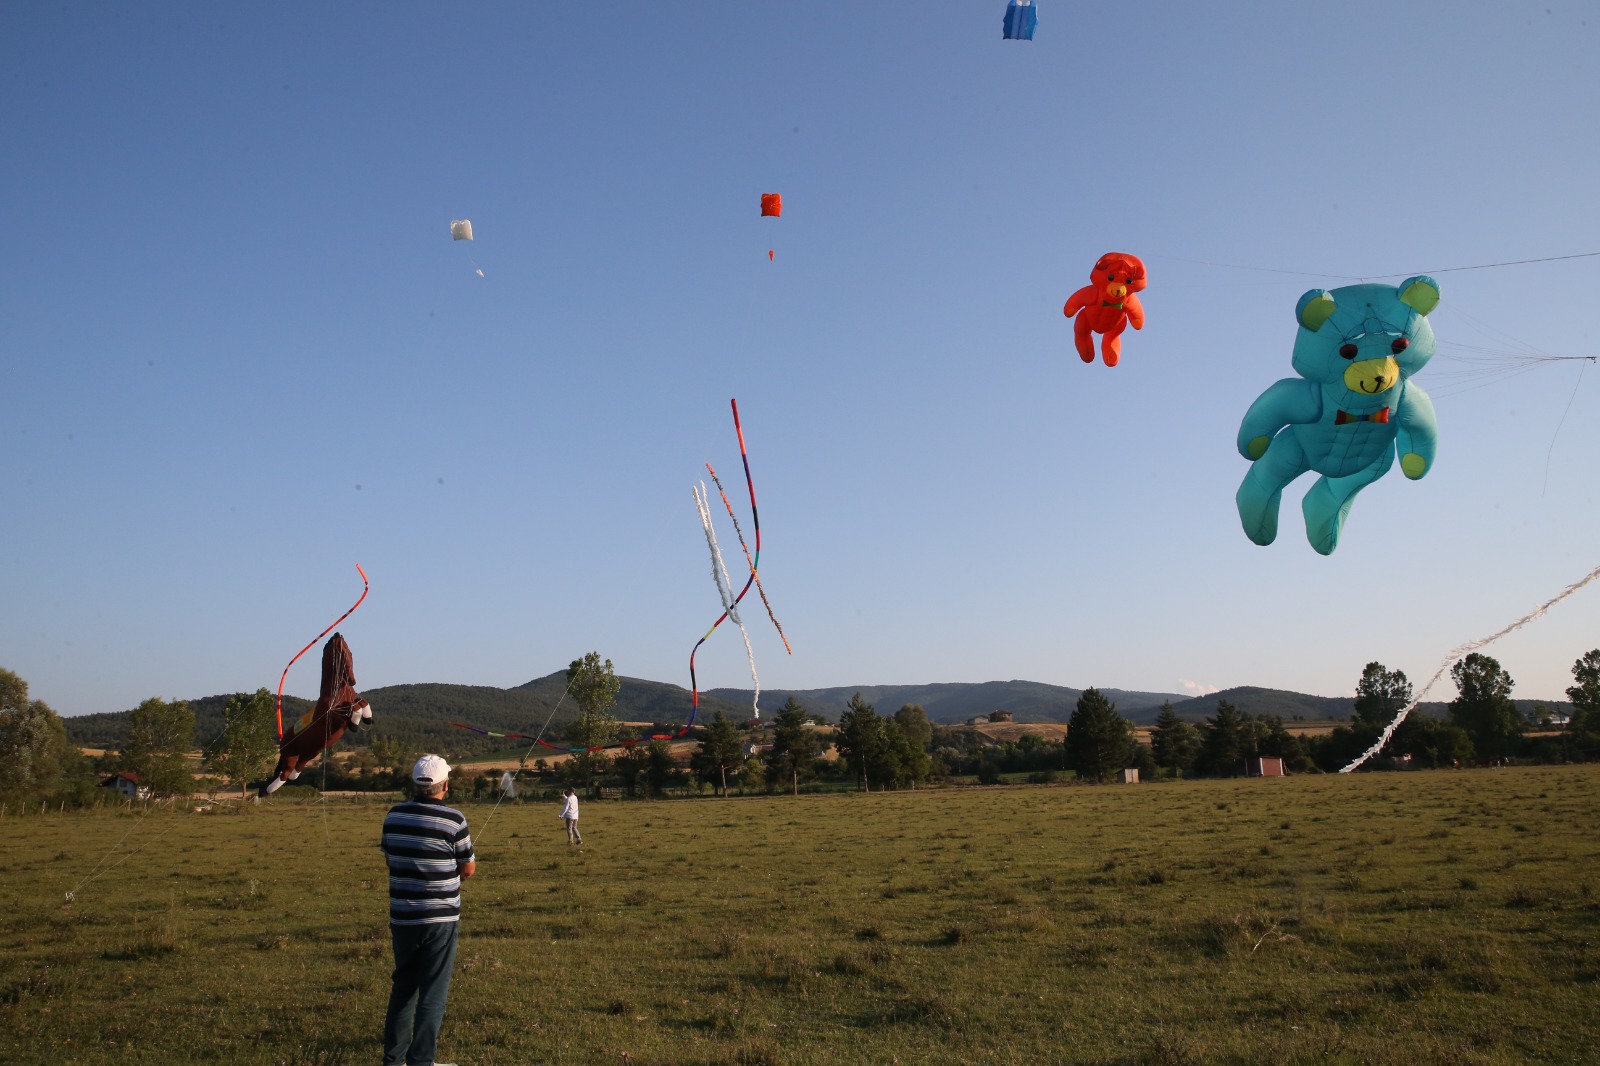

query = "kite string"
(473, 675), (575, 846)
(276, 564), (368, 740)
(1541, 358), (1591, 498)
(1340, 560), (1600, 772)
(1148, 248), (1600, 283)
(65, 811), (185, 903)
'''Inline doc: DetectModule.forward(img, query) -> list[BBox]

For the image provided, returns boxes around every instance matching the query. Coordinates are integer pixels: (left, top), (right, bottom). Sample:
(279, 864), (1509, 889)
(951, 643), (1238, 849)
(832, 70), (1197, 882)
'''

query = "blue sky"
(4, 1), (1597, 718)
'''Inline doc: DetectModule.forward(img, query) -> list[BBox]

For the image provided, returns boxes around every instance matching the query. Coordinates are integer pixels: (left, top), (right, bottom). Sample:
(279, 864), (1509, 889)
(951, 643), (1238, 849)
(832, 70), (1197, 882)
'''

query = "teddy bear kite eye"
(1339, 344), (1359, 360)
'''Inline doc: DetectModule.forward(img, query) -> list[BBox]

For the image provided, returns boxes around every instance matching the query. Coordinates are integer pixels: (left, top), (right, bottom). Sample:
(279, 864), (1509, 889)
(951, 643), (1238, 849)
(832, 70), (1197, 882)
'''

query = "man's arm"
(459, 859), (477, 880)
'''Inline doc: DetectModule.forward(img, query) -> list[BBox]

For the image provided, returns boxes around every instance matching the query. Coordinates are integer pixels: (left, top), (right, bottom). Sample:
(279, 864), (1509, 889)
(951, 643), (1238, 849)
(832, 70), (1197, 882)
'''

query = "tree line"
(6, 648), (1600, 806)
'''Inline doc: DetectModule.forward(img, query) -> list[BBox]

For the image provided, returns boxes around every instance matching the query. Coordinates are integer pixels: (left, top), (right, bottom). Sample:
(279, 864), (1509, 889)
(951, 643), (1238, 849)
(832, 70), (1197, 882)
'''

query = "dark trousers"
(383, 920), (459, 1066)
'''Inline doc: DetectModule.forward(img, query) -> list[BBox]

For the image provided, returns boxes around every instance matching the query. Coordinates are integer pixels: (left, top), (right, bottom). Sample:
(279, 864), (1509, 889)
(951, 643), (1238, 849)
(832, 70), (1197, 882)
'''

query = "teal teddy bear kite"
(1235, 276), (1440, 555)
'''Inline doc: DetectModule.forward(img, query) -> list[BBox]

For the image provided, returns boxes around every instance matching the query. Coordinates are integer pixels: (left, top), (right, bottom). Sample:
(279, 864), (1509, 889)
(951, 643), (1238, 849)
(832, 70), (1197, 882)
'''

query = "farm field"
(2, 766), (1598, 1065)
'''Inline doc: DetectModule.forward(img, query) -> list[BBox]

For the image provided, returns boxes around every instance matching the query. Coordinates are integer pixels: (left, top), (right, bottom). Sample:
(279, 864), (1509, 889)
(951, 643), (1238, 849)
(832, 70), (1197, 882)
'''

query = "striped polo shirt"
(380, 799), (475, 926)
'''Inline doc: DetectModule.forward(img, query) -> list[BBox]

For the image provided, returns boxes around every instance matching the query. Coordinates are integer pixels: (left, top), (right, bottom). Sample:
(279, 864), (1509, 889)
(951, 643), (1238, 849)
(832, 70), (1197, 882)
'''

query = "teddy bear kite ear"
(1296, 289), (1337, 332)
(1397, 275), (1440, 316)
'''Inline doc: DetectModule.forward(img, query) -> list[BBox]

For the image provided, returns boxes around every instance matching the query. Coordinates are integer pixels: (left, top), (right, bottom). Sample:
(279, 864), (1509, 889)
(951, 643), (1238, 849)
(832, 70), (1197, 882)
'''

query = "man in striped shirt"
(381, 755), (476, 1066)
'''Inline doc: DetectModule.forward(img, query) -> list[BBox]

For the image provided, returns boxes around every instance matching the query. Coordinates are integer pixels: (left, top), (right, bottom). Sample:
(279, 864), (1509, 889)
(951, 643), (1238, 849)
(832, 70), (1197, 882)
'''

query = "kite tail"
(1341, 560), (1600, 772)
(709, 463), (791, 654)
(688, 399), (776, 722)
(276, 564), (368, 741)
(695, 481), (761, 716)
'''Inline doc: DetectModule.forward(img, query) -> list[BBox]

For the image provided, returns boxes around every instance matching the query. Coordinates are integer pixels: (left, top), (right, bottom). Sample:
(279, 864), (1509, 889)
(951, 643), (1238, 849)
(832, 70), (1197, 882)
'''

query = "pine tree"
(1149, 701), (1199, 778)
(693, 711), (745, 796)
(1064, 688), (1133, 784)
(836, 693), (888, 791)
(766, 697), (819, 795)
(1195, 700), (1247, 777)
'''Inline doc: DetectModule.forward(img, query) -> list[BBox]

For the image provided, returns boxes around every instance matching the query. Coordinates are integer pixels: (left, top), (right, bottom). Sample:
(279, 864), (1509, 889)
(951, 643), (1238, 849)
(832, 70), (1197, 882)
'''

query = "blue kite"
(1235, 276), (1440, 555)
(1003, 0), (1038, 40)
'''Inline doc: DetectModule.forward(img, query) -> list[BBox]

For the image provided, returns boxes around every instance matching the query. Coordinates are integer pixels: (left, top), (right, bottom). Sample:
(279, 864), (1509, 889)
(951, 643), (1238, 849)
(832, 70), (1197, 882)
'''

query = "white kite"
(449, 219), (484, 277)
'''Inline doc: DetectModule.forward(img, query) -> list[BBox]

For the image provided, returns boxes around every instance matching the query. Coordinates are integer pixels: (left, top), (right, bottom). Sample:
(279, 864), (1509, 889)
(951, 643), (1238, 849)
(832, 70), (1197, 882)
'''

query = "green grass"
(3, 766), (1599, 1064)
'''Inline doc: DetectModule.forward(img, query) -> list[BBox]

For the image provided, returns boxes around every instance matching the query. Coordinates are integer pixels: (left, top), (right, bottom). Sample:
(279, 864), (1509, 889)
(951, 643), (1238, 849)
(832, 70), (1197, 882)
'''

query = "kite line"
(1148, 248), (1600, 283)
(275, 564), (368, 740)
(1341, 560), (1600, 772)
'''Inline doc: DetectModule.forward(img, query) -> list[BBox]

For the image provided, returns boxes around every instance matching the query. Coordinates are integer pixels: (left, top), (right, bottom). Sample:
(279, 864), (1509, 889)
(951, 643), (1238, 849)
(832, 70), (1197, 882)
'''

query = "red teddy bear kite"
(1063, 252), (1147, 367)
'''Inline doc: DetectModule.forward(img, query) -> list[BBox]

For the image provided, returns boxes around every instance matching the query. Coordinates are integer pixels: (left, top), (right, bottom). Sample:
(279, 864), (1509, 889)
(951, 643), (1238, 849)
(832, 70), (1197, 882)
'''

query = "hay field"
(2, 766), (1598, 1065)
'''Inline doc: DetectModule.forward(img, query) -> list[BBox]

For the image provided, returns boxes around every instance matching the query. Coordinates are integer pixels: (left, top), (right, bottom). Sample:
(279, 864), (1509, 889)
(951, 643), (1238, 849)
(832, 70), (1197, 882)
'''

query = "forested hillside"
(61, 672), (748, 757)
(707, 680), (1190, 725)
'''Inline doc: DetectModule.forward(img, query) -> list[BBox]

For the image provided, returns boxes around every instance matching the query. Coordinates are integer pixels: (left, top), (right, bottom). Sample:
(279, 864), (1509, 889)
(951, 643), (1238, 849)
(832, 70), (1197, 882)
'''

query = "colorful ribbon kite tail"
(1340, 558), (1600, 772)
(695, 480), (760, 713)
(275, 564), (369, 740)
(708, 463), (791, 654)
(689, 399), (777, 721)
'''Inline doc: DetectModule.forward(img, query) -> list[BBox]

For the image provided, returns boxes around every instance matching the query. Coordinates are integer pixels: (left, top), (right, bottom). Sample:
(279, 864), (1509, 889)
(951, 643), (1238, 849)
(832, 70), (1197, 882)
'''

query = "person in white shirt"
(558, 787), (582, 845)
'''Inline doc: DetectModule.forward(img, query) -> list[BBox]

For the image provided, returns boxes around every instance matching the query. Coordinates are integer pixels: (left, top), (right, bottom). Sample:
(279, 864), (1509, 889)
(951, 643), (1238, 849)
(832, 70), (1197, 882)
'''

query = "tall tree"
(1195, 700), (1248, 777)
(1149, 701), (1199, 778)
(565, 652), (621, 795)
(613, 745), (649, 798)
(693, 711), (745, 797)
(643, 739), (676, 797)
(121, 697), (196, 798)
(765, 696), (819, 795)
(885, 722), (932, 788)
(1565, 649), (1600, 760)
(1064, 688), (1133, 784)
(1448, 653), (1521, 762)
(0, 668), (74, 801)
(205, 688), (278, 798)
(892, 704), (933, 752)
(1354, 662), (1413, 728)
(835, 693), (888, 791)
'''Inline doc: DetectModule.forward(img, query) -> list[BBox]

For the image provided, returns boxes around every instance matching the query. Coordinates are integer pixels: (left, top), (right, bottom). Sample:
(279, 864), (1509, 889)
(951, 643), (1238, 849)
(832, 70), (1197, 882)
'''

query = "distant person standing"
(381, 755), (476, 1066)
(559, 787), (583, 845)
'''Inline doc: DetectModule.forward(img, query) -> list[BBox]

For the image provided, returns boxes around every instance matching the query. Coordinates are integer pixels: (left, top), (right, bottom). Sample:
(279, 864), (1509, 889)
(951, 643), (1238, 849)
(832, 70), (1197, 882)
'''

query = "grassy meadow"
(2, 766), (1598, 1065)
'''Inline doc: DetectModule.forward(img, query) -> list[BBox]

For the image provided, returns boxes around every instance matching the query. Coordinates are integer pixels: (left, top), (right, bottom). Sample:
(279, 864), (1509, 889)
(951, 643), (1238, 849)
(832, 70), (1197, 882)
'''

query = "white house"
(100, 772), (151, 800)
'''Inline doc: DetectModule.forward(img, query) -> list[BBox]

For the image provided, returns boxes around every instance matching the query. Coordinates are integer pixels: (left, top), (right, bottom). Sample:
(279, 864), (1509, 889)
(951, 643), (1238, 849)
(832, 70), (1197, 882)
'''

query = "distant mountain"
(1169, 686), (1571, 724)
(707, 681), (1192, 726)
(60, 674), (1574, 753)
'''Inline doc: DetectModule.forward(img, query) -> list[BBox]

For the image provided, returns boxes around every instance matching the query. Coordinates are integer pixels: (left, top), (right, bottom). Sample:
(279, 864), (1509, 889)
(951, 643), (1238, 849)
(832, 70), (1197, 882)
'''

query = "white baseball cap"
(411, 754), (452, 786)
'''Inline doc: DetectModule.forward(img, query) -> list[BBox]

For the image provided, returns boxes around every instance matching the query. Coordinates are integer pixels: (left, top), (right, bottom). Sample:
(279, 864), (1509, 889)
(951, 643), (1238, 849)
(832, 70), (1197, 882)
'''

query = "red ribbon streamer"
(275, 564), (369, 740)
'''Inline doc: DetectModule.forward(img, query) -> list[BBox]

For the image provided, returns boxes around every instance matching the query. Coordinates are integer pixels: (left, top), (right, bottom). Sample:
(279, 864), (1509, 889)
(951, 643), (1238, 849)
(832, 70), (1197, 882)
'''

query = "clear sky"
(4, 1), (1597, 718)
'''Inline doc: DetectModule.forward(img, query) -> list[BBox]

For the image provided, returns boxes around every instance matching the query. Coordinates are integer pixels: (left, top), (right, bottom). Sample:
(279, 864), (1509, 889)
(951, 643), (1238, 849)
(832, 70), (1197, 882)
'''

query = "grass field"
(2, 766), (1598, 1065)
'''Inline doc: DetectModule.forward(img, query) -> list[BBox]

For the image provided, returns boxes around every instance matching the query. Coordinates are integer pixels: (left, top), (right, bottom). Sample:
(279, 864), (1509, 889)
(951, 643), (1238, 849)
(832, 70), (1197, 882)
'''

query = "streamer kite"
(1341, 560), (1600, 772)
(1236, 276), (1440, 555)
(695, 480), (760, 715)
(1063, 252), (1146, 366)
(448, 399), (785, 751)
